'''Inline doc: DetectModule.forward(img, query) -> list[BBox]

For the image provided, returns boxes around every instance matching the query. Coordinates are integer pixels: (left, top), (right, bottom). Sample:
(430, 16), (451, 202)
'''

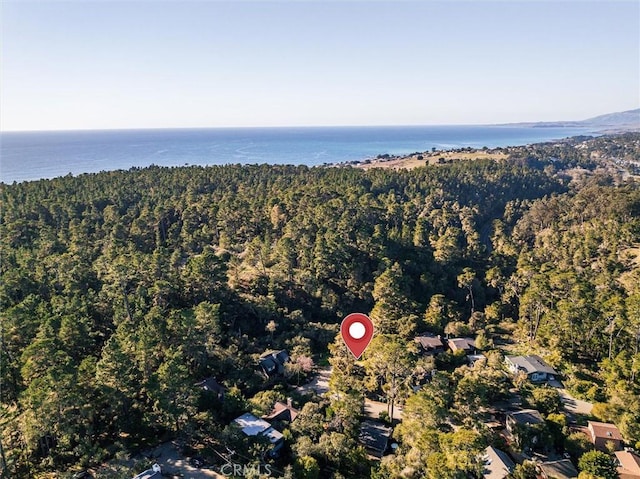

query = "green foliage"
(293, 456), (320, 479)
(363, 334), (416, 420)
(578, 450), (618, 479)
(2, 135), (639, 475)
(249, 389), (286, 417)
(508, 460), (537, 479)
(565, 432), (595, 461)
(530, 386), (562, 415)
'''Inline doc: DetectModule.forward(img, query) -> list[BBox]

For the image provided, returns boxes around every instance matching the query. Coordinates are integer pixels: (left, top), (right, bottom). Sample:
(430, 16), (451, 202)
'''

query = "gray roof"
(539, 459), (578, 479)
(195, 377), (225, 395)
(448, 337), (476, 352)
(359, 420), (392, 458)
(259, 350), (290, 375)
(508, 409), (544, 425)
(506, 355), (557, 376)
(483, 446), (515, 479)
(259, 356), (278, 373)
(414, 335), (444, 351)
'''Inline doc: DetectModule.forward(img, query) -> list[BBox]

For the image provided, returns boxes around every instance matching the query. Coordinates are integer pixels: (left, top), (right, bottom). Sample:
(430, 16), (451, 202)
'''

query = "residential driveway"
(297, 367), (404, 421)
(557, 388), (593, 415)
(296, 367), (331, 395)
(151, 442), (225, 479)
(365, 399), (403, 421)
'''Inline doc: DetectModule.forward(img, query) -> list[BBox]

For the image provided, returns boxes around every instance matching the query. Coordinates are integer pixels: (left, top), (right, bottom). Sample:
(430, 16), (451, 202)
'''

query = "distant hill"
(507, 108), (640, 131)
(576, 109), (640, 128)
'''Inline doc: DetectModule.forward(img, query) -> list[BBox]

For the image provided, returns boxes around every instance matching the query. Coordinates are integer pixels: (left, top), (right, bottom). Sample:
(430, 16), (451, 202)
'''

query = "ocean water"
(0, 125), (594, 184)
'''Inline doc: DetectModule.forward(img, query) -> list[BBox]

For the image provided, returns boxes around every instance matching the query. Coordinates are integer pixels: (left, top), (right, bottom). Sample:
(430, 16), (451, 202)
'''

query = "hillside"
(506, 108), (640, 131)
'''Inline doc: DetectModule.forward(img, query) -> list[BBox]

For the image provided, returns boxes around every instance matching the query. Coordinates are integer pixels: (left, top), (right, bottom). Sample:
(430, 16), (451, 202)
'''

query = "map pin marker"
(341, 313), (374, 359)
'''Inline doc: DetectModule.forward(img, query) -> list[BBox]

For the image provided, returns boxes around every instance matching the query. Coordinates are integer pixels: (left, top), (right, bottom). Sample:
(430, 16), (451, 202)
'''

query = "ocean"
(0, 125), (594, 184)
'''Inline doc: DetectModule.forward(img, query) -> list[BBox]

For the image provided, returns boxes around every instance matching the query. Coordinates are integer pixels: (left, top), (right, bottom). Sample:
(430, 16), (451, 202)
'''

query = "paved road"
(298, 367), (403, 421)
(364, 399), (403, 421)
(151, 442), (225, 478)
(296, 367), (331, 395)
(557, 388), (593, 415)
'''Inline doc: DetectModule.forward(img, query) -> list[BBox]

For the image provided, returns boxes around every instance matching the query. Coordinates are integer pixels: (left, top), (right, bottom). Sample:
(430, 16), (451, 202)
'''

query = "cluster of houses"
(231, 399), (300, 457)
(194, 347), (396, 461)
(195, 350), (298, 457)
(189, 344), (640, 478)
(414, 333), (476, 357)
(485, 417), (640, 478)
(410, 340), (640, 479)
(478, 353), (639, 479)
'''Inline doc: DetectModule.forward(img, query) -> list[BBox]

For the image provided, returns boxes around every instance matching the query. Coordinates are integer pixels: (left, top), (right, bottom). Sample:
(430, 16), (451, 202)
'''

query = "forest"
(1, 133), (639, 478)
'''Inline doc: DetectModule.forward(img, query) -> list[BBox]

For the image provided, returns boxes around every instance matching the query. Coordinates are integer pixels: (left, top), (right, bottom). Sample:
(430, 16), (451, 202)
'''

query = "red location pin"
(340, 313), (374, 359)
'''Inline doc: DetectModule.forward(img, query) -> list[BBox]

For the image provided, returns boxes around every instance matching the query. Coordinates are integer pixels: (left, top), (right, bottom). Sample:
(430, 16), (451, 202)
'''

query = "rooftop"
(448, 337), (476, 352)
(132, 464), (162, 479)
(359, 420), (392, 458)
(505, 355), (557, 376)
(234, 412), (272, 436)
(264, 400), (299, 422)
(588, 421), (623, 441)
(262, 427), (284, 445)
(194, 377), (225, 394)
(233, 413), (284, 445)
(615, 450), (640, 476)
(539, 459), (578, 479)
(414, 334), (444, 350)
(508, 409), (545, 425)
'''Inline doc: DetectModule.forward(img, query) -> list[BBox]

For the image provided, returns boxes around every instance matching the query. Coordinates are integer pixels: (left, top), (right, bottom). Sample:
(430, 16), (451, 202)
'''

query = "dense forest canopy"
(1, 133), (639, 478)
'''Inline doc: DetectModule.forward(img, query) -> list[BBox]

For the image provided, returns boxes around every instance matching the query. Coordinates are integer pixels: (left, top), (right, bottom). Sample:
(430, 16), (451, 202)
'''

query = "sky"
(1, 0), (639, 131)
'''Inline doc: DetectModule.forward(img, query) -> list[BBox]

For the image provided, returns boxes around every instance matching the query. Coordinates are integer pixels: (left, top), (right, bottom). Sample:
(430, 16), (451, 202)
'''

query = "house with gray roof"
(358, 420), (392, 459)
(414, 334), (445, 356)
(539, 459), (578, 479)
(505, 355), (557, 382)
(506, 409), (544, 432)
(258, 350), (290, 378)
(448, 337), (476, 354)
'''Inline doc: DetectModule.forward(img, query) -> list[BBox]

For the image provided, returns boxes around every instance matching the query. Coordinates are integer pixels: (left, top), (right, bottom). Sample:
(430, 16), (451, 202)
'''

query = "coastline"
(0, 125), (622, 183)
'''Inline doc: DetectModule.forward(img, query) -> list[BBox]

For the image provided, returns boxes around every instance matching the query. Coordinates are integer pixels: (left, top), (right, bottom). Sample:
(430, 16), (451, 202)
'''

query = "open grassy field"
(356, 149), (508, 170)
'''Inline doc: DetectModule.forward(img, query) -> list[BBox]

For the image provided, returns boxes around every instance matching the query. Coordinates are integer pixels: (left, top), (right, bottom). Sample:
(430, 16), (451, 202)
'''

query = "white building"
(233, 412), (284, 454)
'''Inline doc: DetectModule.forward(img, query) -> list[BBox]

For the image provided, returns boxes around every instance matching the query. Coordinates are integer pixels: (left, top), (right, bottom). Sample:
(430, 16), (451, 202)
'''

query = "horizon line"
(3, 107), (638, 133)
(0, 120), (603, 135)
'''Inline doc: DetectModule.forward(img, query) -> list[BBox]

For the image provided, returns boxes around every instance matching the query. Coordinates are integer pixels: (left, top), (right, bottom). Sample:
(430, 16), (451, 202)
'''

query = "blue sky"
(1, 1), (638, 131)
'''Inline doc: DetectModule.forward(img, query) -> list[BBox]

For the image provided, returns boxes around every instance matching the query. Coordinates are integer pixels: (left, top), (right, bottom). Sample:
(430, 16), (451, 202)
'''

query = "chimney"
(287, 397), (293, 408)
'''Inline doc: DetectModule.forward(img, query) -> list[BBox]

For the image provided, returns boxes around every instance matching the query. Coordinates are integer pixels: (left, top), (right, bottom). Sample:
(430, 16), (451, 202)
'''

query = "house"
(259, 350), (290, 378)
(506, 409), (544, 433)
(194, 377), (225, 399)
(538, 459), (578, 479)
(358, 420), (393, 459)
(263, 398), (299, 423)
(482, 446), (514, 479)
(233, 413), (284, 455)
(467, 353), (487, 365)
(414, 334), (445, 356)
(132, 464), (161, 479)
(614, 450), (640, 479)
(587, 421), (623, 452)
(505, 355), (558, 382)
(448, 337), (476, 354)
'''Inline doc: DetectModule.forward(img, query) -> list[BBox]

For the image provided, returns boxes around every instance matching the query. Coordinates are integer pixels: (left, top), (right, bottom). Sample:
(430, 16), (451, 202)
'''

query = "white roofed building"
(233, 412), (284, 455)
